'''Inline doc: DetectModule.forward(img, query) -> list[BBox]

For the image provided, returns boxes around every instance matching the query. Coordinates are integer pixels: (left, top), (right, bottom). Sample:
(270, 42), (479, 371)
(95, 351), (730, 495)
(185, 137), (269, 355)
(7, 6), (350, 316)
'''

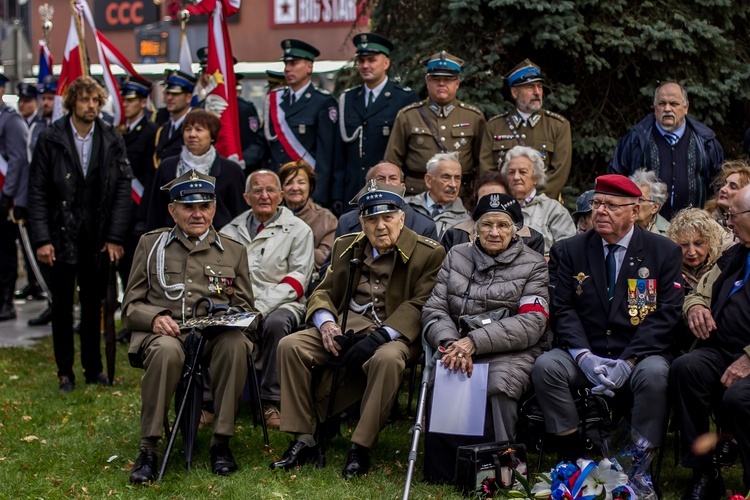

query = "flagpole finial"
(39, 3), (54, 41)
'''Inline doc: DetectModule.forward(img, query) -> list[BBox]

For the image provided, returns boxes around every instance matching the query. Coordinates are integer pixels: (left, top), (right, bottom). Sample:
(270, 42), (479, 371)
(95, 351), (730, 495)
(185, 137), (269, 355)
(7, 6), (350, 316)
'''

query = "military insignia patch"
(328, 106), (338, 122)
(248, 117), (259, 133)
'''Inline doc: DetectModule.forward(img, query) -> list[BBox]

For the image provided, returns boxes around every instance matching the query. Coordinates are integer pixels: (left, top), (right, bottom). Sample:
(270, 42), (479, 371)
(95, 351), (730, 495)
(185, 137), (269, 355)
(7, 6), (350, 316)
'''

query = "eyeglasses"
(726, 209), (750, 220)
(478, 221), (513, 232)
(589, 200), (637, 212)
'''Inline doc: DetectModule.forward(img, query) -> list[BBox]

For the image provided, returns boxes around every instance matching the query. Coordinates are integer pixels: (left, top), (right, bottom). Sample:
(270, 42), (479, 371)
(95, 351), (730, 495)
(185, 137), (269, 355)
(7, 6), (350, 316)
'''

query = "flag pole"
(39, 3), (55, 46)
(71, 0), (89, 76)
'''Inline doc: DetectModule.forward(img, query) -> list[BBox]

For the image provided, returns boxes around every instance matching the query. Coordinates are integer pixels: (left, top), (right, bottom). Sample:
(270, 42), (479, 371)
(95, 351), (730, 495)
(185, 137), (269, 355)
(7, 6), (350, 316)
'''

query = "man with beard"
(479, 60), (571, 200)
(28, 76), (133, 391)
(609, 82), (724, 219)
(385, 51), (485, 195)
(404, 152), (470, 238)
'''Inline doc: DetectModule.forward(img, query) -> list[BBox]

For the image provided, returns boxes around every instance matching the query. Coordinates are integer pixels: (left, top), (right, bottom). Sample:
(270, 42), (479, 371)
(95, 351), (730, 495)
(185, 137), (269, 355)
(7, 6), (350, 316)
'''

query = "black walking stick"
(248, 351), (270, 447)
(157, 297), (216, 481)
(103, 260), (118, 385)
(316, 257), (362, 468)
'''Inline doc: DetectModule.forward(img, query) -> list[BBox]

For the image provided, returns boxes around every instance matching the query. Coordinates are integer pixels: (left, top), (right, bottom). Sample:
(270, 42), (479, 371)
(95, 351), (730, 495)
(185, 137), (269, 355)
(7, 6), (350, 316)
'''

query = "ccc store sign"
(94, 0), (158, 30)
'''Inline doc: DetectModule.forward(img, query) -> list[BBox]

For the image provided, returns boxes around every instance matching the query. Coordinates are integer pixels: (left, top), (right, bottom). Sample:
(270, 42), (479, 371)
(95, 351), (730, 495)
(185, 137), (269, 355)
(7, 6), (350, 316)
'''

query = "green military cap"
(162, 170), (217, 204)
(349, 179), (407, 206)
(280, 39), (320, 62)
(423, 51), (464, 76)
(352, 33), (394, 57)
(506, 59), (544, 87)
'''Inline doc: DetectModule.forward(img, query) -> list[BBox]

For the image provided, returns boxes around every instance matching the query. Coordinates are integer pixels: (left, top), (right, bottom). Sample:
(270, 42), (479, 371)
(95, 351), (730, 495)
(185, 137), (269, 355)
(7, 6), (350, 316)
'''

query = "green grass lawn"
(0, 337), (745, 499)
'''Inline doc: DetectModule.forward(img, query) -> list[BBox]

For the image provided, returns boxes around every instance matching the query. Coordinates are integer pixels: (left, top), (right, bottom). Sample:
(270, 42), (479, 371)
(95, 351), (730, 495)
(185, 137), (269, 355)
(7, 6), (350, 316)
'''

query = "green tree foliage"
(364, 0), (750, 189)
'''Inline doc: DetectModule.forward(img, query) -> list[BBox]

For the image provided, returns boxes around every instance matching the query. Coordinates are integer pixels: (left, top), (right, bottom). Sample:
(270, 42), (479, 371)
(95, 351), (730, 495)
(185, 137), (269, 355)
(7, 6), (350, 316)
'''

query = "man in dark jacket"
(608, 82), (724, 219)
(28, 76), (133, 392)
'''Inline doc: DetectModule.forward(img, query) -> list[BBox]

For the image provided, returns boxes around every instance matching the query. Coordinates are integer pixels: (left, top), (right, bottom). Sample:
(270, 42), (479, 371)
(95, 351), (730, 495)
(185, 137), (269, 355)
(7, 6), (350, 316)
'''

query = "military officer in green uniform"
(335, 33), (419, 210)
(123, 170), (258, 483)
(479, 59), (571, 200)
(263, 39), (338, 208)
(384, 51), (486, 195)
(270, 186), (445, 478)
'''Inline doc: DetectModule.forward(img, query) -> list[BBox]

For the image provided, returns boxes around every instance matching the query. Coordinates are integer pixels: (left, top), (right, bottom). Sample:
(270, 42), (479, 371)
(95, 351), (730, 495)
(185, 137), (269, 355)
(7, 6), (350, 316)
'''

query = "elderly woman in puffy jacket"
(422, 193), (549, 447)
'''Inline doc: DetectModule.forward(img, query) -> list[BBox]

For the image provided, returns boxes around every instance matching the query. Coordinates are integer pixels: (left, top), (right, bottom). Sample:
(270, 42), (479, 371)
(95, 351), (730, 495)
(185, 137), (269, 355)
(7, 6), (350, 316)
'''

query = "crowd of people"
(1, 31), (750, 499)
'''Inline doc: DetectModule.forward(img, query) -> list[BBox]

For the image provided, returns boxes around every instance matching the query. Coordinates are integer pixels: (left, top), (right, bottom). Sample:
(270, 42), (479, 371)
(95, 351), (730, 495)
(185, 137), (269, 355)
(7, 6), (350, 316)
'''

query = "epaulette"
(544, 110), (568, 123)
(394, 85), (413, 93)
(402, 99), (428, 112)
(270, 86), (289, 94)
(343, 86), (362, 94)
(416, 235), (442, 248)
(487, 112), (510, 124)
(218, 232), (243, 246)
(315, 87), (331, 95)
(457, 102), (483, 115)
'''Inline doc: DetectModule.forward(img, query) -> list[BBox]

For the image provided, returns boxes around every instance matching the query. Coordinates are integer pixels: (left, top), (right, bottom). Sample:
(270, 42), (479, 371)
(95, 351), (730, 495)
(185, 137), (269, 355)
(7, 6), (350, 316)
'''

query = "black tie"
(367, 91), (374, 108)
(290, 93), (296, 106)
(606, 244), (620, 301)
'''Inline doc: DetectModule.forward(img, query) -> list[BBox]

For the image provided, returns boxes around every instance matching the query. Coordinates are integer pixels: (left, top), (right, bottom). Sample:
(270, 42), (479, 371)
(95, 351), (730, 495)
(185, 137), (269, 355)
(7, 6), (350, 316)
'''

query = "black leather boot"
(0, 287), (17, 321)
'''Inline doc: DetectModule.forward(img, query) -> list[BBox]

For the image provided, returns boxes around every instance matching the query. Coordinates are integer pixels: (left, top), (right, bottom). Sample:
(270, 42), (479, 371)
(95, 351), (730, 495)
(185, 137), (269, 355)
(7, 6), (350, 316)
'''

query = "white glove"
(595, 359), (633, 389)
(577, 352), (617, 395)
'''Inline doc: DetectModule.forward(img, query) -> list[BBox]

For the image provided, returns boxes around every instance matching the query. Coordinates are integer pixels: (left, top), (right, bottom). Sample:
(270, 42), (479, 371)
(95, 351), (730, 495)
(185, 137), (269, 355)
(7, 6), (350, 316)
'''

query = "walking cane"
(317, 257), (362, 468)
(402, 344), (445, 500)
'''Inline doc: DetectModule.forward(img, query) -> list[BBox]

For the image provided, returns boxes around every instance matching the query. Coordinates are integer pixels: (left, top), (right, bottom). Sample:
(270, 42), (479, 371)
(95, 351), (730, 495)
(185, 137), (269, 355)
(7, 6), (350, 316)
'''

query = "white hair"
(629, 168), (668, 207)
(425, 151), (460, 175)
(246, 169), (281, 193)
(501, 146), (546, 187)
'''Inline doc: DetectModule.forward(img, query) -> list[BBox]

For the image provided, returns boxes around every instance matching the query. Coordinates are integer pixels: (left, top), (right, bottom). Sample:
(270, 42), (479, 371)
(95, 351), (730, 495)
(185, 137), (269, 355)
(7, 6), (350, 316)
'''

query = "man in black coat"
(335, 33), (419, 211)
(154, 70), (196, 168)
(672, 185), (750, 500)
(531, 174), (683, 456)
(28, 76), (133, 392)
(263, 39), (338, 208)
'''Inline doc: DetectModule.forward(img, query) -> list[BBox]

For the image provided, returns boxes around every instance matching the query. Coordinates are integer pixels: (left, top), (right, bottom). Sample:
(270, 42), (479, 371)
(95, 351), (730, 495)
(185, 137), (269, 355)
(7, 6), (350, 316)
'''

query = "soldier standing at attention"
(479, 59), (571, 200)
(335, 33), (419, 211)
(385, 51), (486, 195)
(264, 39), (338, 209)
(154, 70), (197, 168)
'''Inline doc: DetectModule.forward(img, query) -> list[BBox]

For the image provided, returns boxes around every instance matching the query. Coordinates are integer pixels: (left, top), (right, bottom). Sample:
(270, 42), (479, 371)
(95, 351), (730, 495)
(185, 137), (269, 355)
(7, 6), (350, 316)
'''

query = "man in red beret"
(532, 174), (684, 458)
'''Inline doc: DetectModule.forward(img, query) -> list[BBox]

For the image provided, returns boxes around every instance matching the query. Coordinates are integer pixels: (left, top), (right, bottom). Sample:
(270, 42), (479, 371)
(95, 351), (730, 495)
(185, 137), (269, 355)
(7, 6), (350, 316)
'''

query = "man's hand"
(342, 327), (391, 370)
(721, 354), (750, 388)
(152, 314), (181, 337)
(319, 321), (342, 355)
(441, 336), (477, 377)
(596, 359), (633, 389)
(687, 305), (716, 340)
(36, 244), (56, 266)
(577, 352), (617, 392)
(101, 242), (125, 265)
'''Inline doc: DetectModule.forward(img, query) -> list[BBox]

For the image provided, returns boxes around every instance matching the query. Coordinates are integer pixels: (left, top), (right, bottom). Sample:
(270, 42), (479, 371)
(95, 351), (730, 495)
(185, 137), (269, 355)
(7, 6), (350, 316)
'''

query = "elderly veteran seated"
(630, 168), (670, 236)
(405, 151), (471, 238)
(422, 193), (549, 482)
(270, 185), (445, 478)
(220, 170), (314, 429)
(122, 171), (258, 483)
(502, 145), (575, 255)
(531, 174), (683, 458)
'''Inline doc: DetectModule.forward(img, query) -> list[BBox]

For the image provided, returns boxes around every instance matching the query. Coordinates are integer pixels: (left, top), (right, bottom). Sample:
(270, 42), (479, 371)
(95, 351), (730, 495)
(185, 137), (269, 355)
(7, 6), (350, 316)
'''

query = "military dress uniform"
(479, 60), (572, 200)
(263, 39), (338, 206)
(154, 71), (197, 167)
(335, 33), (419, 207)
(384, 52), (485, 195)
(123, 171), (257, 482)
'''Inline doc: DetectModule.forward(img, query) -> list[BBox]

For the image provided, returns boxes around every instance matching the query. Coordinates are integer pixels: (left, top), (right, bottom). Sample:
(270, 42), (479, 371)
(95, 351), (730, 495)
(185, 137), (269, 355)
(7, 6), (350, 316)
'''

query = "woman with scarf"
(146, 109), (246, 231)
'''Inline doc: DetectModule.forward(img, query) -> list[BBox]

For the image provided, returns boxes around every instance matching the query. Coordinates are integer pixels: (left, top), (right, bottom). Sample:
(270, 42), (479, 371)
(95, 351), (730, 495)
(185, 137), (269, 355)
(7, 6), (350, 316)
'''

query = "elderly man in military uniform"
(0, 73), (30, 321)
(270, 186), (445, 478)
(385, 51), (485, 195)
(479, 60), (571, 200)
(154, 70), (197, 168)
(335, 33), (419, 210)
(264, 39), (338, 208)
(123, 171), (257, 483)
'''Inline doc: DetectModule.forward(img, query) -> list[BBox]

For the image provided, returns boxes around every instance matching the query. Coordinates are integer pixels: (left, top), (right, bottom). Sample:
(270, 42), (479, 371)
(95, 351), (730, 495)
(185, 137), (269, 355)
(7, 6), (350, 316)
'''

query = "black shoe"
(342, 445), (370, 479)
(682, 469), (724, 500)
(210, 443), (238, 476)
(58, 376), (74, 393)
(85, 372), (111, 386)
(116, 329), (132, 344)
(28, 306), (52, 326)
(714, 438), (738, 467)
(270, 440), (318, 470)
(0, 304), (16, 321)
(14, 283), (44, 301)
(129, 447), (158, 484)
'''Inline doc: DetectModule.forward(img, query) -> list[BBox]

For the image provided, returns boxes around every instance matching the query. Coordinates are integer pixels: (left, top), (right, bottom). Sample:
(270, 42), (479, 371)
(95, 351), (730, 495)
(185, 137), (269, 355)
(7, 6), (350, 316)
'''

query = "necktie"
(729, 252), (750, 297)
(606, 244), (620, 301)
(367, 91), (374, 108)
(290, 93), (296, 106)
(257, 223), (264, 234)
(664, 132), (679, 146)
(430, 205), (442, 219)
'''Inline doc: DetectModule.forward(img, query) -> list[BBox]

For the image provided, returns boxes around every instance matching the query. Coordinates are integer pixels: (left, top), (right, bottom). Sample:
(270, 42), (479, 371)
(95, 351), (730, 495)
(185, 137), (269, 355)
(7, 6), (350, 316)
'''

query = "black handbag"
(455, 263), (511, 336)
(455, 441), (529, 496)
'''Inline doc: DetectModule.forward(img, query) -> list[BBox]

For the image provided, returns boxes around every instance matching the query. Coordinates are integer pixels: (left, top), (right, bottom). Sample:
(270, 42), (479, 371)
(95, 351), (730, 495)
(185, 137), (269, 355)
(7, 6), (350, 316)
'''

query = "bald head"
(729, 185), (750, 247)
(366, 162), (404, 187)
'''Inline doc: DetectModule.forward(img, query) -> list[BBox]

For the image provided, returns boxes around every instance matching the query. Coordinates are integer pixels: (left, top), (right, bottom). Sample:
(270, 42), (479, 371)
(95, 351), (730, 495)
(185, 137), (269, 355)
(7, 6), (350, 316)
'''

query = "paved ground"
(0, 297), (52, 348)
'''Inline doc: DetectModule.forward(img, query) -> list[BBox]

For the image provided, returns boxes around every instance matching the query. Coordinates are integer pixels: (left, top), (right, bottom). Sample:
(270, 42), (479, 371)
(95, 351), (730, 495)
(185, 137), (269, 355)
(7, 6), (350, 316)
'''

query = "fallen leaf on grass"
(0, 457), (5, 462)
(20, 435), (39, 442)
(81, 486), (88, 493)
(46, 477), (62, 486)
(252, 466), (260, 471)
(41, 440), (47, 444)
(9, 375), (19, 381)
(107, 490), (117, 496)
(112, 391), (122, 397)
(22, 415), (31, 421)
(62, 417), (68, 424)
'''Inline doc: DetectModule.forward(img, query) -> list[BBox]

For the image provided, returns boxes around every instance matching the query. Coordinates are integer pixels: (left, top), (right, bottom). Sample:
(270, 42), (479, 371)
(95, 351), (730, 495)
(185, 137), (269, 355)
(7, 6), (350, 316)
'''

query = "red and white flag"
(185, 0), (243, 161)
(54, 4), (86, 122)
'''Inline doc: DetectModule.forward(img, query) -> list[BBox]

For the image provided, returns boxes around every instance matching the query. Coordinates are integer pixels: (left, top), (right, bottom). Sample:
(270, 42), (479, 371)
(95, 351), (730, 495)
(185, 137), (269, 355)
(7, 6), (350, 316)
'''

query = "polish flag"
(53, 8), (85, 122)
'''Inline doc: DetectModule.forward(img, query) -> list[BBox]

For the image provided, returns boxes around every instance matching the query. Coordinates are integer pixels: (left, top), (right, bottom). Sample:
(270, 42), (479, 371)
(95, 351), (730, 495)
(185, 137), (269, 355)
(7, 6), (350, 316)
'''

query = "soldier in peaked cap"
(271, 184), (444, 478)
(124, 169), (258, 483)
(266, 70), (286, 93)
(479, 59), (572, 200)
(154, 70), (198, 167)
(385, 50), (486, 196)
(334, 33), (419, 213)
(16, 83), (38, 127)
(263, 39), (338, 209)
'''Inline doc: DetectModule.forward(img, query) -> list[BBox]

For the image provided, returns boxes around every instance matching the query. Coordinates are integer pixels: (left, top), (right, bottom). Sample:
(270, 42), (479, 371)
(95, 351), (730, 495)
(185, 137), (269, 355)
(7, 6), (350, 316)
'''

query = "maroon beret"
(594, 174), (643, 198)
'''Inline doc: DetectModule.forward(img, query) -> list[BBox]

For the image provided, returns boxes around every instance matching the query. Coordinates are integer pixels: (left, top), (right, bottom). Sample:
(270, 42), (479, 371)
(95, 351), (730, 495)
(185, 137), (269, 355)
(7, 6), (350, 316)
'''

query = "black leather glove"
(331, 200), (344, 217)
(327, 330), (359, 366)
(341, 327), (391, 371)
(0, 194), (12, 220)
(12, 206), (28, 222)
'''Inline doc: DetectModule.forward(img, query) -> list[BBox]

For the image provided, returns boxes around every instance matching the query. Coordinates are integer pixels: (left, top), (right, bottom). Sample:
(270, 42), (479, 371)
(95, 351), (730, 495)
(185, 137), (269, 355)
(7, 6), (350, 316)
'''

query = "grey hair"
(629, 168), (668, 207)
(653, 82), (689, 106)
(366, 162), (405, 182)
(246, 169), (281, 192)
(501, 145), (546, 187)
(473, 212), (518, 239)
(425, 151), (461, 175)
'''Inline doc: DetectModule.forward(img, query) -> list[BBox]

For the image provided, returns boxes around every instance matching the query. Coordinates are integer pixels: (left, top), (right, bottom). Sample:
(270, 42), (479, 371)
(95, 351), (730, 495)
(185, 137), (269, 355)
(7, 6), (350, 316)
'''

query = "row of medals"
(628, 278), (656, 326)
(208, 276), (234, 295)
